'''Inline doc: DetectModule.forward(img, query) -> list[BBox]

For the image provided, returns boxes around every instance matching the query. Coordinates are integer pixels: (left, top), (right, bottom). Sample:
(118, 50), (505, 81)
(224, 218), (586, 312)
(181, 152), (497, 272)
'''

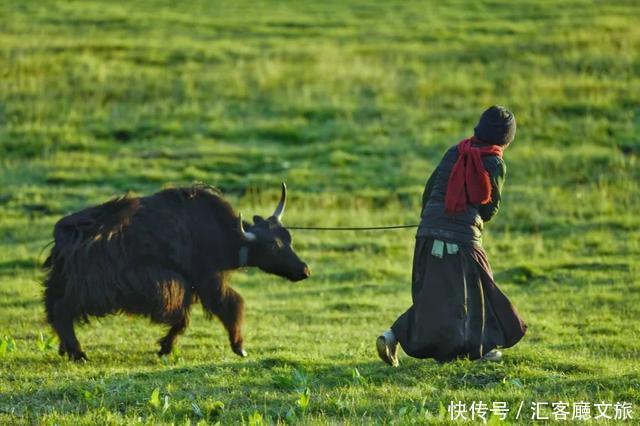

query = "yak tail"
(43, 248), (66, 325)
(43, 247), (90, 325)
(40, 240), (55, 265)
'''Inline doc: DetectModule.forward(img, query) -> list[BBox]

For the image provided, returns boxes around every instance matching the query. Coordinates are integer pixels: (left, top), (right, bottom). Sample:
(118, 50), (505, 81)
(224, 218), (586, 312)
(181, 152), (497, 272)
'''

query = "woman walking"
(377, 106), (527, 366)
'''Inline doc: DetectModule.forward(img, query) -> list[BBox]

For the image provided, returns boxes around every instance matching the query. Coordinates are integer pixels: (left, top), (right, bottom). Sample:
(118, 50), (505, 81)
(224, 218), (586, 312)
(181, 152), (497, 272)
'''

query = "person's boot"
(376, 330), (399, 367)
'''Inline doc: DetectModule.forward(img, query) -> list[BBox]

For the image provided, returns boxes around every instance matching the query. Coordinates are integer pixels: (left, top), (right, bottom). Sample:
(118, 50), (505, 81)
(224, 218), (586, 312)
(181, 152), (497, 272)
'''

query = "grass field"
(1, 0), (639, 424)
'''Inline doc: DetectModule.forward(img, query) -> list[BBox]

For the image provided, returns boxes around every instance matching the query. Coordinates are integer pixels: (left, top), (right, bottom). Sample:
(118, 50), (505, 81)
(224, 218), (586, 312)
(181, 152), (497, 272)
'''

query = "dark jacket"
(417, 144), (506, 246)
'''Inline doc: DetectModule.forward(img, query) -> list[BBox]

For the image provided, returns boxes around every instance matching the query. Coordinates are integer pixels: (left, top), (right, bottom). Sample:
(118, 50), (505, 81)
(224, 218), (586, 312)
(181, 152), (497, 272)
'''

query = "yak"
(43, 183), (310, 361)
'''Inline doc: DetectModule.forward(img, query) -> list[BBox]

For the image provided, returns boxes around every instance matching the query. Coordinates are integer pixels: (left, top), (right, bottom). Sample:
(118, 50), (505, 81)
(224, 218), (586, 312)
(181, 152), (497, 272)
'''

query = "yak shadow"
(1, 354), (457, 419)
(0, 354), (638, 423)
(4, 350), (634, 421)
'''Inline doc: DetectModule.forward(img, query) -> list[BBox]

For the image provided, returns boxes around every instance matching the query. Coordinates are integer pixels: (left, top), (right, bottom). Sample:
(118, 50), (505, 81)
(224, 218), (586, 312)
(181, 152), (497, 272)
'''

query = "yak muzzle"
(292, 264), (311, 282)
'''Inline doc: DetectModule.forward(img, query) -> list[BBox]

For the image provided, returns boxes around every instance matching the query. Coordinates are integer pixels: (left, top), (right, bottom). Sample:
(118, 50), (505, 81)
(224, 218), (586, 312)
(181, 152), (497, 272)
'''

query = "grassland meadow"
(0, 0), (639, 424)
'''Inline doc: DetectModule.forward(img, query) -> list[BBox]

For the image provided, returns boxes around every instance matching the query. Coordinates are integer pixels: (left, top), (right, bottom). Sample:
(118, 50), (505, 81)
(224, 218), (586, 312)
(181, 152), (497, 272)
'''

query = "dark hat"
(474, 105), (516, 146)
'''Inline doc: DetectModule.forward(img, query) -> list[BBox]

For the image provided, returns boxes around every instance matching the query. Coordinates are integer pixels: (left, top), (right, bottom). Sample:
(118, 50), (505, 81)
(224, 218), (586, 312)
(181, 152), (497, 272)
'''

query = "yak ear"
(253, 215), (265, 224)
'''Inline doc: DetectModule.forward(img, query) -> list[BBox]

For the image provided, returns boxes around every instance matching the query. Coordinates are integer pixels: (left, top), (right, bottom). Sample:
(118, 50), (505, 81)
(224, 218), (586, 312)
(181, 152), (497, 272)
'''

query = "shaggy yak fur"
(43, 185), (309, 361)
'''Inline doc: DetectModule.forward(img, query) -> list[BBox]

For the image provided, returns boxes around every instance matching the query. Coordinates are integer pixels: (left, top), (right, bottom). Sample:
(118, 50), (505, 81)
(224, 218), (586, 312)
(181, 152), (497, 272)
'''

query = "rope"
(286, 224), (419, 231)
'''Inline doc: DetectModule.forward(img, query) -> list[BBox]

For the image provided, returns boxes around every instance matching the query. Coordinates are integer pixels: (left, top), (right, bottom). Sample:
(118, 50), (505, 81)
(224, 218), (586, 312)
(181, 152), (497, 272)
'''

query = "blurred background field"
(0, 0), (639, 424)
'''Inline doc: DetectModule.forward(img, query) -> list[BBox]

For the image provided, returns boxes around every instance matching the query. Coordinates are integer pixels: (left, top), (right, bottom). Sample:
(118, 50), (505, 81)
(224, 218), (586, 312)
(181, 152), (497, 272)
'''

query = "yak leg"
(200, 281), (246, 357)
(217, 287), (246, 357)
(157, 314), (190, 356)
(51, 299), (87, 361)
(150, 270), (193, 356)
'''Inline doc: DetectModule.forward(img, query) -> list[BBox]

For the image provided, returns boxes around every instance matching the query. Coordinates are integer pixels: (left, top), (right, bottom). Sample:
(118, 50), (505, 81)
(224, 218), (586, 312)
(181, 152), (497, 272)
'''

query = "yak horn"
(238, 213), (257, 242)
(272, 182), (287, 221)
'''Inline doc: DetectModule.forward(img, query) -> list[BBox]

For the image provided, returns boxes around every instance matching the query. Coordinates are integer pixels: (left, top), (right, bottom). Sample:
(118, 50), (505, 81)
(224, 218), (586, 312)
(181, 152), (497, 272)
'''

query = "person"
(377, 106), (527, 366)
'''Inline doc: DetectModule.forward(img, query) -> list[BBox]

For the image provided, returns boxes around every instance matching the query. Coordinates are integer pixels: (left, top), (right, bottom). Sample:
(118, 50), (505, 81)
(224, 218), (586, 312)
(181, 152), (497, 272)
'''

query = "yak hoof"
(233, 347), (248, 357)
(58, 343), (67, 357)
(69, 351), (88, 362)
(157, 348), (171, 357)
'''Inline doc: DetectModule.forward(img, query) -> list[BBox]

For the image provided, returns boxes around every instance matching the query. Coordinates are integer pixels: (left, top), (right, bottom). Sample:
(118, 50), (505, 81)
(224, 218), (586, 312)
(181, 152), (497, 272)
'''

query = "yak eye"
(270, 239), (283, 251)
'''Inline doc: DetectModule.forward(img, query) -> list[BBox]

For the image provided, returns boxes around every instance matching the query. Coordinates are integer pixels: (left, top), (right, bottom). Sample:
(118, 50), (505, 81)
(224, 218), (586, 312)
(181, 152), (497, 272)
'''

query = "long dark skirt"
(391, 237), (527, 362)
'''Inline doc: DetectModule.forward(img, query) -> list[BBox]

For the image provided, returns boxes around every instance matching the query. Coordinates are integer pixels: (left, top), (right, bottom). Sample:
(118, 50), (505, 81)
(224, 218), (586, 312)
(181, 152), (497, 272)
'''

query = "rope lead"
(286, 224), (419, 231)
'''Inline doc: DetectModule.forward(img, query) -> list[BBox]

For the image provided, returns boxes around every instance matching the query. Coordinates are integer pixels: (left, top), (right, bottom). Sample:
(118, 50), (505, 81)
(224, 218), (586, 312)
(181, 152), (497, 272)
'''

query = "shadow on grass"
(0, 356), (446, 414)
(2, 350), (639, 422)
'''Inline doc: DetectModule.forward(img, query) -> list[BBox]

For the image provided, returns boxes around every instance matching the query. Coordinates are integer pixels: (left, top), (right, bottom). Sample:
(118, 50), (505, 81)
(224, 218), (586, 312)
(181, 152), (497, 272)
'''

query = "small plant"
(36, 332), (56, 352)
(285, 387), (311, 422)
(273, 366), (311, 392)
(351, 367), (366, 385)
(0, 335), (17, 356)
(149, 387), (161, 409)
(185, 391), (226, 422)
(191, 401), (204, 419)
(398, 404), (418, 418)
(248, 411), (265, 426)
(148, 387), (170, 415)
(398, 397), (442, 421)
(292, 367), (309, 390)
(297, 387), (311, 414)
(276, 367), (314, 421)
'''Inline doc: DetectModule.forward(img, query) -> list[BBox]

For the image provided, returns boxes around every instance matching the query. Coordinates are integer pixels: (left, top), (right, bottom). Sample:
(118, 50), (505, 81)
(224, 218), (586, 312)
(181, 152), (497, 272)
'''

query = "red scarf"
(445, 138), (504, 214)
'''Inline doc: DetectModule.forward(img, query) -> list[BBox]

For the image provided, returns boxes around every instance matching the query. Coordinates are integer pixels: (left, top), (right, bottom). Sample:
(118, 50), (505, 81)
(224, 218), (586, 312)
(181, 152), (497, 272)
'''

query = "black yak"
(43, 183), (310, 361)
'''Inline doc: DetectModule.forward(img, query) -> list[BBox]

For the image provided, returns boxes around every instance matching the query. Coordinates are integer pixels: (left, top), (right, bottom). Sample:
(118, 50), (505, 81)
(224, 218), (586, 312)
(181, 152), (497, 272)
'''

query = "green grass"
(1, 0), (639, 424)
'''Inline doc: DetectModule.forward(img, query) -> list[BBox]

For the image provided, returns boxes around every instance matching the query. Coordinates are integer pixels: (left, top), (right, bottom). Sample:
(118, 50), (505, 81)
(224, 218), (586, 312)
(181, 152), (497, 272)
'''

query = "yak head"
(238, 183), (310, 282)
